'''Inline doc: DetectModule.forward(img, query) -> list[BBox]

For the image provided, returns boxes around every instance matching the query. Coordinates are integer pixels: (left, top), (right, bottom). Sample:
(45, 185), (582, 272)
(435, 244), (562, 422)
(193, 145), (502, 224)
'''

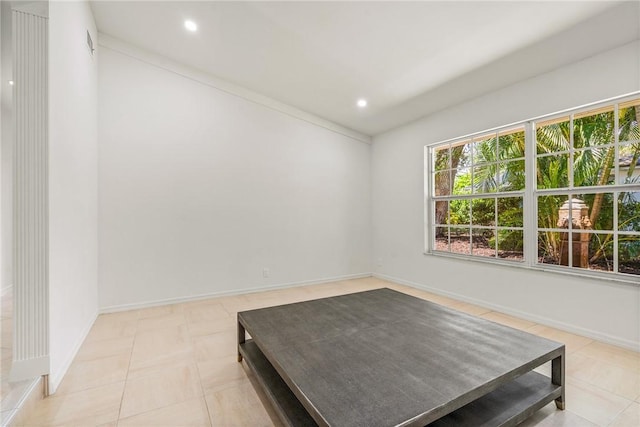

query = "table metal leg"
(237, 318), (245, 362)
(552, 350), (565, 410)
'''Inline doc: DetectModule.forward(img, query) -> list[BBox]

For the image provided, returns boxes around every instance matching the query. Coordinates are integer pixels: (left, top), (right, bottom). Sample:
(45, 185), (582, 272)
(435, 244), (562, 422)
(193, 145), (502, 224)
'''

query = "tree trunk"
(434, 146), (465, 236)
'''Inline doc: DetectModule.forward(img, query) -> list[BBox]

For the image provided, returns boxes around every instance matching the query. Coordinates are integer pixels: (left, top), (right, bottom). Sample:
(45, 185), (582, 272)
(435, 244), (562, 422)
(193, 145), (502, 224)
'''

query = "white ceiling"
(90, 1), (640, 136)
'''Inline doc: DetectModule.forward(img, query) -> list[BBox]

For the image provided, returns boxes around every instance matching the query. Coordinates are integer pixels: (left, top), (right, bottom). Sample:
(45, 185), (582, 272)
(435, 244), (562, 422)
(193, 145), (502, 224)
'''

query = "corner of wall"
(47, 310), (98, 394)
(48, 0), (99, 390)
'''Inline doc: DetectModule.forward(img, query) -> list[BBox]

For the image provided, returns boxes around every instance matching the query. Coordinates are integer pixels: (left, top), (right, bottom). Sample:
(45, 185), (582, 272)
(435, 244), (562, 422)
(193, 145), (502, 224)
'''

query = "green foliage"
(471, 198), (494, 226)
(619, 106), (640, 142)
(619, 235), (640, 265)
(574, 111), (614, 148)
(534, 106), (640, 266)
(499, 230), (524, 252)
(536, 195), (563, 261)
(446, 105), (640, 269)
(450, 173), (470, 224)
(620, 188), (640, 232)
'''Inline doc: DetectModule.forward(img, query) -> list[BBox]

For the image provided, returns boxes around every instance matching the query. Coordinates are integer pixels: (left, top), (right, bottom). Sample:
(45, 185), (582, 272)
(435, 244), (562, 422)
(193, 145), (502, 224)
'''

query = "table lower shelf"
(239, 339), (562, 427)
(240, 340), (319, 427)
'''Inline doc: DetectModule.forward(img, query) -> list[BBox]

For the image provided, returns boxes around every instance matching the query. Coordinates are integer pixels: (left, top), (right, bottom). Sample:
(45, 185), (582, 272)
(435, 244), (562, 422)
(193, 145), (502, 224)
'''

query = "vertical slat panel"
(10, 9), (49, 380)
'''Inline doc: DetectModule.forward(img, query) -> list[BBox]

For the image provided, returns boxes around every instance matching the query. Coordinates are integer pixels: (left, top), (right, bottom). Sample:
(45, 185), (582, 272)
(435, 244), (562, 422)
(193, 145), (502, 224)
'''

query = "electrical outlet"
(263, 268), (270, 278)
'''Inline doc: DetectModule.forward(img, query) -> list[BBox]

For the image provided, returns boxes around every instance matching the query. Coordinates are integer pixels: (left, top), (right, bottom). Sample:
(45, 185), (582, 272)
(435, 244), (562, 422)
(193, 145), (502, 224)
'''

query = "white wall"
(97, 43), (371, 310)
(48, 0), (98, 392)
(372, 40), (640, 350)
(1, 0), (13, 296)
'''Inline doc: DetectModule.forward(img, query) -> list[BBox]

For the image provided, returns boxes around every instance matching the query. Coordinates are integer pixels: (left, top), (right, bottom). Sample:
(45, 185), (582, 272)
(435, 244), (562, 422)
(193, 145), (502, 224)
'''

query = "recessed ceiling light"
(8, 80), (14, 86)
(184, 20), (198, 32)
(357, 99), (367, 108)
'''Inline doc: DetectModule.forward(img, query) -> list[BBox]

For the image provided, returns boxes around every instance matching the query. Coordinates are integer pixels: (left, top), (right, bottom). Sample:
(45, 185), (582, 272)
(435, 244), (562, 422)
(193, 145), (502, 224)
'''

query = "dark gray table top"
(238, 288), (563, 427)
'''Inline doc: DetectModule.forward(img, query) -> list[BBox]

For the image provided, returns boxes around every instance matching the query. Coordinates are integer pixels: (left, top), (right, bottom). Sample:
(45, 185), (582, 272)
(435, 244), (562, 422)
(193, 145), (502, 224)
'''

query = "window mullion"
(424, 145), (431, 254)
(614, 190), (619, 274)
(614, 104), (619, 274)
(569, 113), (574, 189)
(494, 197), (498, 258)
(524, 121), (537, 267)
(614, 104), (620, 184)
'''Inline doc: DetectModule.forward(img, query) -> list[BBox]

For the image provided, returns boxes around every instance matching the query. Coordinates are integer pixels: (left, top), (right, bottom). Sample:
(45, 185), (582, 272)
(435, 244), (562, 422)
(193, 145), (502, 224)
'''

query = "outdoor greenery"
(433, 99), (640, 275)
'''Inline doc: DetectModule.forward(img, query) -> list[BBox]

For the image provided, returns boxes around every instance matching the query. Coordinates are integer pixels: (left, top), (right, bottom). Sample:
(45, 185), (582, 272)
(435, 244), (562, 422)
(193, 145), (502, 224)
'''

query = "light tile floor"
(1, 289), (40, 425)
(22, 277), (640, 426)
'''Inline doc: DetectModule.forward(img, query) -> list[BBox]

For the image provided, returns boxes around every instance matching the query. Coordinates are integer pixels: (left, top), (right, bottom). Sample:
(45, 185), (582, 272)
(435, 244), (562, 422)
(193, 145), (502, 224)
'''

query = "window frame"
(425, 92), (640, 284)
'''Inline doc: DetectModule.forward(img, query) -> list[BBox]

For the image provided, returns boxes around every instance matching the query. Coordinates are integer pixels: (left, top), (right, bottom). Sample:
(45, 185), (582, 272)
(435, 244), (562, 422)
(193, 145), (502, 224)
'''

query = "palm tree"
(536, 105), (640, 265)
(444, 103), (639, 266)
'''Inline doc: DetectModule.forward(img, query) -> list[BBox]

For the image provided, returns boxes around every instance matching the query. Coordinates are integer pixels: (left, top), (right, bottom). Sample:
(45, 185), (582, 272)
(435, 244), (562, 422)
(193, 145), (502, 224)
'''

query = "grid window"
(427, 94), (640, 279)
(431, 127), (525, 262)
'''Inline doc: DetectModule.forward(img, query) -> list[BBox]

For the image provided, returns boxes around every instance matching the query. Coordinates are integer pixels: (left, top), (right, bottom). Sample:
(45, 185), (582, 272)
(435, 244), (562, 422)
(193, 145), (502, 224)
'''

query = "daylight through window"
(427, 94), (640, 279)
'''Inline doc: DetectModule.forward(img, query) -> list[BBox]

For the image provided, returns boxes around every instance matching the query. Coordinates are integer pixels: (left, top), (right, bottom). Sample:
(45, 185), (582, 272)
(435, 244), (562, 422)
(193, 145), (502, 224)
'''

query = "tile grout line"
(117, 311), (210, 424)
(47, 359), (129, 399)
(571, 349), (640, 374)
(189, 318), (214, 427)
(605, 399), (635, 427)
(572, 348), (640, 372)
(566, 374), (635, 405)
(183, 305), (215, 427)
(115, 312), (141, 426)
(23, 279), (640, 427)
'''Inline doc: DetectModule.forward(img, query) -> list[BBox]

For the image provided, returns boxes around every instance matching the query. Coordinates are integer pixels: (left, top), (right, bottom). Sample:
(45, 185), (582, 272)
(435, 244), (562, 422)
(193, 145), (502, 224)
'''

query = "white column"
(10, 9), (49, 381)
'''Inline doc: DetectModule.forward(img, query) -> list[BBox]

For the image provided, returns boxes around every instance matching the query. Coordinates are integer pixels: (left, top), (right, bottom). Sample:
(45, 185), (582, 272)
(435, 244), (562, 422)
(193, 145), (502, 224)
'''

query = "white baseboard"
(374, 272), (640, 352)
(9, 356), (49, 382)
(48, 310), (99, 394)
(100, 272), (373, 314)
